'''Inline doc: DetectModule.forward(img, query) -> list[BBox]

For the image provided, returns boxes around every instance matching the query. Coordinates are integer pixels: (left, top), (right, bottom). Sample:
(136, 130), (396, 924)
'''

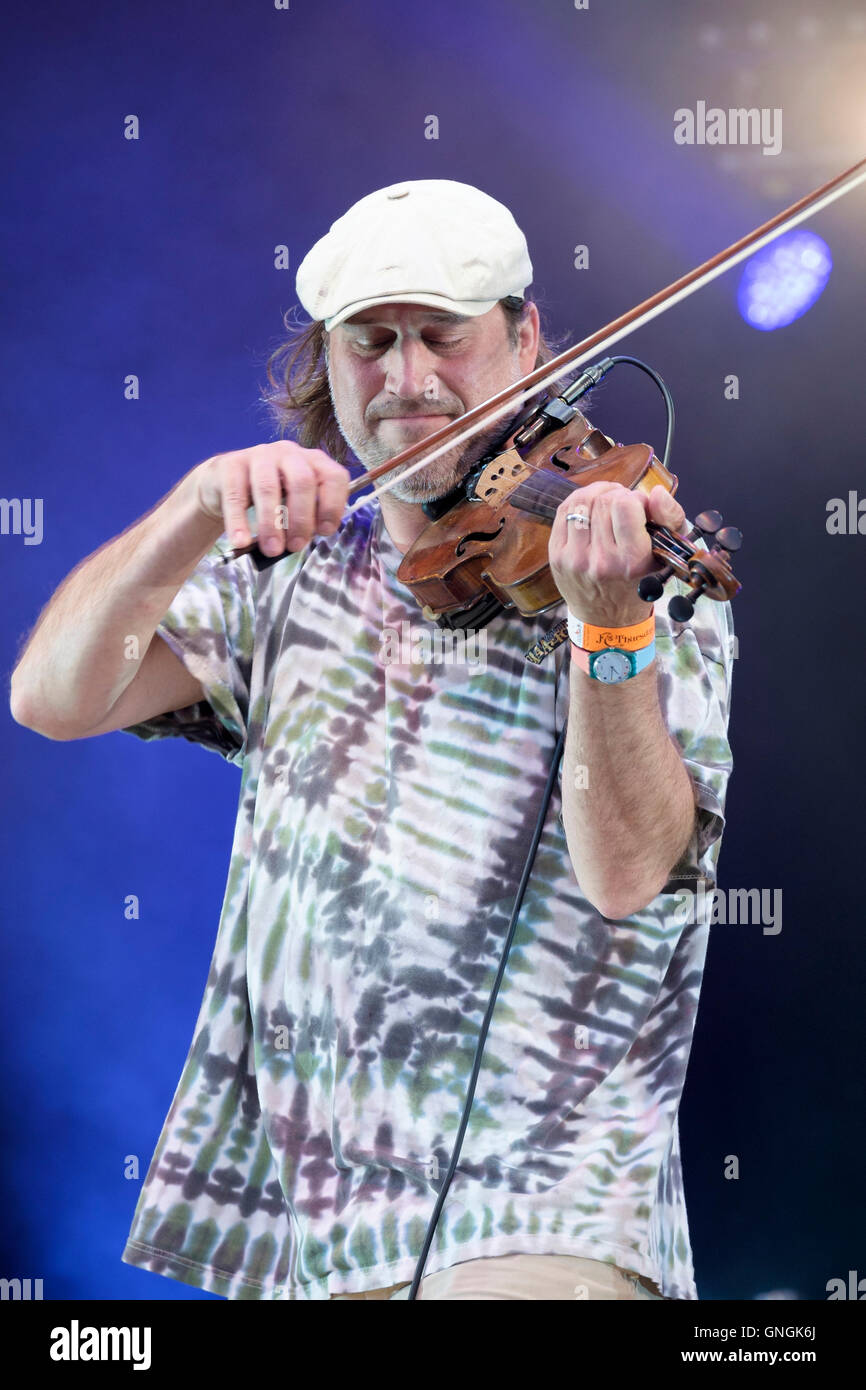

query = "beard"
(360, 435), (487, 503)
(334, 402), (525, 503)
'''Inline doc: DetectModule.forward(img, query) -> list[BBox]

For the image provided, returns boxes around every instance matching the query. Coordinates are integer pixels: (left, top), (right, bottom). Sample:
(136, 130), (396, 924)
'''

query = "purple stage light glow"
(737, 229), (833, 331)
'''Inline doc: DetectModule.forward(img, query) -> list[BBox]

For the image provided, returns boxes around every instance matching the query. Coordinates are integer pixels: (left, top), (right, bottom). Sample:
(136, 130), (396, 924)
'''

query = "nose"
(382, 337), (440, 403)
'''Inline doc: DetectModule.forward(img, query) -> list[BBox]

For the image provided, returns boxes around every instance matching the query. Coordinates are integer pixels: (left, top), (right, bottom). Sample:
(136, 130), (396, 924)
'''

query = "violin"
(227, 156), (866, 649)
(391, 395), (742, 647)
(232, 379), (743, 651)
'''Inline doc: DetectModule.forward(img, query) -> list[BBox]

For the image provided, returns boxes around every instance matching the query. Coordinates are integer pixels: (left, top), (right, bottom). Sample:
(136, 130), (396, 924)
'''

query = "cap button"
(387, 187), (410, 199)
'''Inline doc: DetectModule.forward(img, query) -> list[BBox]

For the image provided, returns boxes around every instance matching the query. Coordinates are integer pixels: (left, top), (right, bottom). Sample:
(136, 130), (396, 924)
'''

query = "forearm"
(561, 657), (696, 919)
(10, 468), (223, 736)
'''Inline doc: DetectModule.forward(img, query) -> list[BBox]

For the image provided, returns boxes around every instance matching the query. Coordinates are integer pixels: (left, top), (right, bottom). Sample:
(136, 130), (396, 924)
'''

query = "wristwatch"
(570, 640), (656, 683)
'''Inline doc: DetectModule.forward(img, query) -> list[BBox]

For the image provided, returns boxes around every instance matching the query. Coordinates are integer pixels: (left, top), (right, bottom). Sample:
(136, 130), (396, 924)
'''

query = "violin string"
(505, 482), (703, 571)
(509, 480), (704, 553)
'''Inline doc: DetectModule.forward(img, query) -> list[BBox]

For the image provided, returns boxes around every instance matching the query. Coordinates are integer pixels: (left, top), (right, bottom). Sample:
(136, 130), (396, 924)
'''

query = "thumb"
(648, 484), (687, 534)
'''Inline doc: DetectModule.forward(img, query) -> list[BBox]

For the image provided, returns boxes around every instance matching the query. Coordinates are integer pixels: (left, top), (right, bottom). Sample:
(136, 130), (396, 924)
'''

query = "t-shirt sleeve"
(119, 546), (257, 766)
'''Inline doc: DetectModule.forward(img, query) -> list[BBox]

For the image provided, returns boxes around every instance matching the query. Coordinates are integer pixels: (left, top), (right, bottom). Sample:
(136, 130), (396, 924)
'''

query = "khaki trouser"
(330, 1253), (667, 1300)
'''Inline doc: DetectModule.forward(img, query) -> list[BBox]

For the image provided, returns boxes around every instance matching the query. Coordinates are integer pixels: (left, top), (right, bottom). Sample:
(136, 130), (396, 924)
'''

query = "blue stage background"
(2, 0), (864, 1299)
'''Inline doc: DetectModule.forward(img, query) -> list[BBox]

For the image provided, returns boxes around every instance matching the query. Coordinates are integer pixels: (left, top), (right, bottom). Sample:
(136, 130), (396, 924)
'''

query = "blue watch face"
(591, 649), (634, 682)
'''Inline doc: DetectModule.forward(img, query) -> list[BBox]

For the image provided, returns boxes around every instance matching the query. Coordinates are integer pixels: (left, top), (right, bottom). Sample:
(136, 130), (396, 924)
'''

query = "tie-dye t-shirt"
(119, 499), (734, 1301)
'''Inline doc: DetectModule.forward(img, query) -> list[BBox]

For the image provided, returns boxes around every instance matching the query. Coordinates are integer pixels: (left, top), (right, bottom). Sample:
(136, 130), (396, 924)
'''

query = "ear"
(518, 301), (540, 372)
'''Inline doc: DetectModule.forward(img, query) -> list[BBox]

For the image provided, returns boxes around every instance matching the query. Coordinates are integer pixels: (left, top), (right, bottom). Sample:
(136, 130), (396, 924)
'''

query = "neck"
(377, 492), (432, 554)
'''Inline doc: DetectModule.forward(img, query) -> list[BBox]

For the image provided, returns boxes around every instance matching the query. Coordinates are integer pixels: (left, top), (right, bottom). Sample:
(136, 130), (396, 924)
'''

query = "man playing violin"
(10, 179), (734, 1302)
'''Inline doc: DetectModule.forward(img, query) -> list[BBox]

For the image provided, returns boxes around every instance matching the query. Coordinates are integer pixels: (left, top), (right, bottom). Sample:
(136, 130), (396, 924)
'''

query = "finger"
(550, 486), (593, 562)
(281, 455), (317, 551)
(248, 447), (286, 556)
(310, 452), (351, 535)
(607, 489), (653, 572)
(569, 482), (632, 542)
(584, 489), (619, 566)
(220, 453), (254, 546)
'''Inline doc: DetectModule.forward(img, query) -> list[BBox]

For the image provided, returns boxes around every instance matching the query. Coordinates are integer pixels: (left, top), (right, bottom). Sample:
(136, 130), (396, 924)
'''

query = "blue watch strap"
(572, 640), (656, 680)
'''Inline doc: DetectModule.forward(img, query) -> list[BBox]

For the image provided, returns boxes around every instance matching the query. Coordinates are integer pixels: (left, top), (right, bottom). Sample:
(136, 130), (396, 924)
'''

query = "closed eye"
(353, 335), (466, 354)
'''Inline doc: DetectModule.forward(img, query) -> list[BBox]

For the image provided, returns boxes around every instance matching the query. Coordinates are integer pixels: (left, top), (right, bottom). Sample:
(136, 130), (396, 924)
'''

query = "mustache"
(370, 400), (460, 419)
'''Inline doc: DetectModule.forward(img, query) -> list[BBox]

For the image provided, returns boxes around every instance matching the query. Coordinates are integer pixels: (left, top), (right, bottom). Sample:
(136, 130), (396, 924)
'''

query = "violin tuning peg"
(715, 525), (742, 553)
(638, 573), (667, 602)
(693, 509), (723, 537)
(668, 592), (697, 623)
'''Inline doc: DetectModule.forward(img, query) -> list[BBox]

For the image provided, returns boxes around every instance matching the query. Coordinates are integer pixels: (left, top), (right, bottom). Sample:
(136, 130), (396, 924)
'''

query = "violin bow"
(345, 155), (866, 512)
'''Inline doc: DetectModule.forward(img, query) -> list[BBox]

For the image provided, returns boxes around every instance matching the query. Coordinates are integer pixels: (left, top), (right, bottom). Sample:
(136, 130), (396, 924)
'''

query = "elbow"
(588, 868), (676, 921)
(591, 889), (656, 921)
(566, 855), (663, 920)
(10, 677), (74, 740)
(589, 838), (696, 919)
(9, 675), (36, 730)
(589, 847), (696, 920)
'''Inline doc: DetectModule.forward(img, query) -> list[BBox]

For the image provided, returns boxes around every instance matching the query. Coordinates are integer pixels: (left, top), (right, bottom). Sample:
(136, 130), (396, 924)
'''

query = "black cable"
(559, 355), (674, 470)
(604, 356), (675, 471)
(405, 355), (673, 1298)
(406, 718), (569, 1299)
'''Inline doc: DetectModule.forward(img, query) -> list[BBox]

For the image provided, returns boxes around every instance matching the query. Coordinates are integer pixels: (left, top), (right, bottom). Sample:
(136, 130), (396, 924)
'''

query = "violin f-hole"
(454, 518), (506, 556)
(549, 449), (572, 471)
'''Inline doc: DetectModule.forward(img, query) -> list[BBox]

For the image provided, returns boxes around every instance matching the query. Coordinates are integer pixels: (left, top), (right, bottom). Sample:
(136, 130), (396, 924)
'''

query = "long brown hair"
(259, 296), (565, 465)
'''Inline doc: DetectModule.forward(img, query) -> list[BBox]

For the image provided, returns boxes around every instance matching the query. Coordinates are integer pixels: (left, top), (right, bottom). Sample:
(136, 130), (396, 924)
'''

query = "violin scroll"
(640, 508), (742, 622)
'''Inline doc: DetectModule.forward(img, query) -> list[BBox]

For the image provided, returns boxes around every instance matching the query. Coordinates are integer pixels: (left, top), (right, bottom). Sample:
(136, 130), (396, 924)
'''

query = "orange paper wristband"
(567, 610), (655, 651)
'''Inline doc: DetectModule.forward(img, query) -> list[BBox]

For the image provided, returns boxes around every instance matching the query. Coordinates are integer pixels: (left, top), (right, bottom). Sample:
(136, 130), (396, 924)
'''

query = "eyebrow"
(343, 310), (472, 329)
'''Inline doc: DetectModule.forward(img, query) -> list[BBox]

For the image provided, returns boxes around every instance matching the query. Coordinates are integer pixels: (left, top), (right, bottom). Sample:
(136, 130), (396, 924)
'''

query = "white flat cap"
(295, 179), (533, 331)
